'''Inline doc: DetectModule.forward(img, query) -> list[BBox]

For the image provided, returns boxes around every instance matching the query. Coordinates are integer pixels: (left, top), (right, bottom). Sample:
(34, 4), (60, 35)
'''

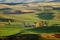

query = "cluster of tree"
(22, 21), (49, 27)
(37, 12), (54, 20)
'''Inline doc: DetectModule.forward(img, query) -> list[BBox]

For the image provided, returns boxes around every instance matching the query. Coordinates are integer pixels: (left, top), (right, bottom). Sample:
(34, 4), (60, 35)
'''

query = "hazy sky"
(0, 0), (55, 3)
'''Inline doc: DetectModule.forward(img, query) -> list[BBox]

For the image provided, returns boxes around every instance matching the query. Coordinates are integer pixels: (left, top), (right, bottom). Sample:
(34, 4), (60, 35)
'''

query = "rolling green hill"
(0, 3), (60, 38)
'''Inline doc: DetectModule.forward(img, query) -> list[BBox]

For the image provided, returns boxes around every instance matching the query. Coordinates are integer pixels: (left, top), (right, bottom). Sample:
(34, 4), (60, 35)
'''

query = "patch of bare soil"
(0, 22), (5, 26)
(40, 34), (60, 38)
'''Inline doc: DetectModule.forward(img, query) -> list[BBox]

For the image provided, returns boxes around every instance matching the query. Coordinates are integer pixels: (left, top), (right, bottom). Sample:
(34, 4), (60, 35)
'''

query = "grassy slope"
(0, 12), (60, 36)
(0, 7), (60, 37)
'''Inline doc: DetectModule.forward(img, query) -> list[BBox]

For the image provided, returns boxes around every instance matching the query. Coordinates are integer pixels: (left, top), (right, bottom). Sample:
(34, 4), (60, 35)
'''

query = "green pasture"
(0, 9), (60, 38)
(0, 24), (60, 37)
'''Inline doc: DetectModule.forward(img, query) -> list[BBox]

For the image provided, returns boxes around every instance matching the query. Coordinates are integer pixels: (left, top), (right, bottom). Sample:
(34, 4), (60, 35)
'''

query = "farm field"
(0, 10), (60, 37)
(0, 2), (60, 40)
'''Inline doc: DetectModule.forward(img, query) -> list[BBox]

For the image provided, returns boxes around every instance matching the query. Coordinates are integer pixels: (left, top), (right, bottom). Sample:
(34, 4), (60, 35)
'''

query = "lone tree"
(8, 20), (11, 25)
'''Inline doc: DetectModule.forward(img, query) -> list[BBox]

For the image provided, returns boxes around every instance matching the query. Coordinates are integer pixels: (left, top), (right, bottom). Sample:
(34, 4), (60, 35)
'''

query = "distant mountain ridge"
(0, 0), (60, 3)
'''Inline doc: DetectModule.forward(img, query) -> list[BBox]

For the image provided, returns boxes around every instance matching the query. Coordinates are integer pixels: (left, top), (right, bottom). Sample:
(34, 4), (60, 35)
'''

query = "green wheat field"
(0, 2), (60, 40)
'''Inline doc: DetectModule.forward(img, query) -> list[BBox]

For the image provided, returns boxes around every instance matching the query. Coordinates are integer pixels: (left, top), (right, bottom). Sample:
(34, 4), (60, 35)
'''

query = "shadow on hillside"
(0, 34), (42, 40)
(0, 18), (14, 22)
(25, 26), (60, 33)
(3, 10), (34, 14)
(7, 34), (41, 40)
(1, 34), (60, 40)
(0, 8), (12, 11)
